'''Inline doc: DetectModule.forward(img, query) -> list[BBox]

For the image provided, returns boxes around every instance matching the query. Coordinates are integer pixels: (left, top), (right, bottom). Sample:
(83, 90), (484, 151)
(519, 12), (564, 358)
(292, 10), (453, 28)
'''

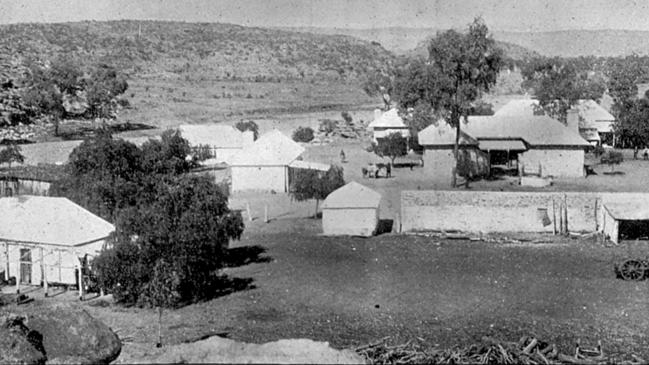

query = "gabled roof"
(230, 130), (305, 166)
(575, 100), (615, 127)
(0, 196), (115, 246)
(495, 99), (615, 130)
(322, 181), (381, 209)
(178, 124), (245, 149)
(288, 160), (331, 171)
(368, 108), (408, 129)
(418, 120), (479, 146)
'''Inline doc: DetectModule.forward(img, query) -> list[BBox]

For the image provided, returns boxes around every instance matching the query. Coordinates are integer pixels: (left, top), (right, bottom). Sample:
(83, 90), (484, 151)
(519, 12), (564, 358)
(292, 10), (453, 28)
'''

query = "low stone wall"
(401, 190), (649, 234)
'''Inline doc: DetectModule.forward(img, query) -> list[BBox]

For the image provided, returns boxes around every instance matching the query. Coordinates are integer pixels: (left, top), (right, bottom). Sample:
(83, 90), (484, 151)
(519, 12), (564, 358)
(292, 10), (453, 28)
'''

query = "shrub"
(292, 126), (314, 142)
(290, 165), (345, 217)
(234, 120), (259, 140)
(341, 111), (352, 123)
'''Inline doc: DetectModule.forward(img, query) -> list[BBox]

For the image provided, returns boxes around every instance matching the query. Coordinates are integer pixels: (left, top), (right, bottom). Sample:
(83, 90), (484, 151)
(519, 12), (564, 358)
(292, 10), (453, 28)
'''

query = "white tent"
(0, 196), (115, 286)
(322, 182), (381, 236)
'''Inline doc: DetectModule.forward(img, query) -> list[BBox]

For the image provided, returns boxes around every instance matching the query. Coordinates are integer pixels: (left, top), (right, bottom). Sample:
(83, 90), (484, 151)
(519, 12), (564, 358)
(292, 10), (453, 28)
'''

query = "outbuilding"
(178, 124), (255, 164)
(230, 130), (305, 192)
(321, 182), (381, 236)
(0, 196), (115, 286)
(368, 108), (410, 143)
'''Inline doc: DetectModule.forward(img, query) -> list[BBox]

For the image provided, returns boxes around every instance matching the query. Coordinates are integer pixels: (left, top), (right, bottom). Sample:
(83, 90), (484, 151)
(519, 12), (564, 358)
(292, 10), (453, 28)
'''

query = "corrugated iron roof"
(478, 139), (527, 151)
(322, 181), (381, 209)
(230, 130), (305, 166)
(288, 160), (331, 171)
(417, 120), (479, 146)
(0, 196), (115, 246)
(495, 99), (615, 131)
(368, 108), (408, 129)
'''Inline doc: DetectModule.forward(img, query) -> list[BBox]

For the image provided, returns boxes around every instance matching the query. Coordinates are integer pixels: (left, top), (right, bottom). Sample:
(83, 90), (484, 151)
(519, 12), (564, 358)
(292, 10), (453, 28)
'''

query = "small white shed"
(368, 108), (410, 143)
(321, 182), (381, 237)
(0, 196), (115, 286)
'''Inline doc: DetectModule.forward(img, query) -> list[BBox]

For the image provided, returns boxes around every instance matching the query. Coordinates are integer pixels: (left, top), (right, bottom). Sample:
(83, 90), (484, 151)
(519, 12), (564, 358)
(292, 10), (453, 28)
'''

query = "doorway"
(19, 248), (32, 285)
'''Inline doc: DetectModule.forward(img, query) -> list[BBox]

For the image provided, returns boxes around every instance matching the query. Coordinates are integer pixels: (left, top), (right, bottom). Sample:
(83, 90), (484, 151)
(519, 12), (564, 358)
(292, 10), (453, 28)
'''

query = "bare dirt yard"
(75, 222), (649, 362)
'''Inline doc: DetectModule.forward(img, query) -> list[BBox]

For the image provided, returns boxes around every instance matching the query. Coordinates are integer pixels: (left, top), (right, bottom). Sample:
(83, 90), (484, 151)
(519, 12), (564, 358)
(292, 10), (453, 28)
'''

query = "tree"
(615, 98), (649, 147)
(93, 175), (244, 307)
(234, 120), (259, 140)
(0, 144), (25, 168)
(372, 132), (408, 164)
(21, 56), (85, 135)
(140, 129), (193, 175)
(521, 56), (606, 123)
(290, 165), (345, 218)
(85, 64), (129, 118)
(394, 18), (503, 187)
(292, 126), (314, 142)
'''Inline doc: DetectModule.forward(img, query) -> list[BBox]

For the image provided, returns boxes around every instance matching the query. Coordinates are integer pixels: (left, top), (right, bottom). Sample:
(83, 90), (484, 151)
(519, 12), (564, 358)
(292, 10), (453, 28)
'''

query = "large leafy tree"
(0, 144), (25, 168)
(615, 98), (649, 147)
(85, 64), (128, 118)
(94, 174), (244, 306)
(372, 132), (408, 164)
(521, 56), (606, 123)
(290, 165), (345, 218)
(393, 18), (503, 187)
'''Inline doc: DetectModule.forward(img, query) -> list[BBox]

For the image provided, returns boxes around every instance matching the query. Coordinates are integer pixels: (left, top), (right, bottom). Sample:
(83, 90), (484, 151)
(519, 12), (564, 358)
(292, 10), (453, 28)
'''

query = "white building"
(367, 108), (410, 143)
(0, 196), (115, 286)
(321, 182), (381, 237)
(178, 124), (255, 164)
(230, 130), (306, 192)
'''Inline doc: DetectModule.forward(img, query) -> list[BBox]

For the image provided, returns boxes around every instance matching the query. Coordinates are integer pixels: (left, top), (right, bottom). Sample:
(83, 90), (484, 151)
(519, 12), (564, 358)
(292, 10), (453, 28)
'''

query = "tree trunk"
(156, 307), (163, 348)
(452, 122), (460, 188)
(314, 199), (319, 219)
(53, 117), (60, 137)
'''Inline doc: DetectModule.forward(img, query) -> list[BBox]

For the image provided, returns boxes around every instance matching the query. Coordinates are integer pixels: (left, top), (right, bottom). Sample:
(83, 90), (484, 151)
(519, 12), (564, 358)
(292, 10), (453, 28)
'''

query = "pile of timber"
(355, 336), (645, 365)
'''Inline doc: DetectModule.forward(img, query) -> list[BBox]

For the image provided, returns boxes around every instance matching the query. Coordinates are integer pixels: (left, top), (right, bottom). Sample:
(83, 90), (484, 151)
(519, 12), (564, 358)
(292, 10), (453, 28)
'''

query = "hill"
(0, 20), (396, 82)
(283, 26), (649, 58)
(407, 37), (539, 61)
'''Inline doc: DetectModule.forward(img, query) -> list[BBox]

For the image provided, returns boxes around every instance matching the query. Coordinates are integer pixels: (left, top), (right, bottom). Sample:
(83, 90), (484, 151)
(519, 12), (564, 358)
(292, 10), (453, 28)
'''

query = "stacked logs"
(355, 336), (645, 365)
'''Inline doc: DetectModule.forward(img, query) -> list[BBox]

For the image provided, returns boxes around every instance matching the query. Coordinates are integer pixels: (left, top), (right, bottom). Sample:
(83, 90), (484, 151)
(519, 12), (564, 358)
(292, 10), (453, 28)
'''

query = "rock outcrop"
(0, 303), (121, 364)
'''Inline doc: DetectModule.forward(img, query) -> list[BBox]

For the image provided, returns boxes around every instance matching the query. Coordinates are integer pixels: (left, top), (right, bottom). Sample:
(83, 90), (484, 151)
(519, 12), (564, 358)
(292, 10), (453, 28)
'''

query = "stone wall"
(401, 190), (649, 234)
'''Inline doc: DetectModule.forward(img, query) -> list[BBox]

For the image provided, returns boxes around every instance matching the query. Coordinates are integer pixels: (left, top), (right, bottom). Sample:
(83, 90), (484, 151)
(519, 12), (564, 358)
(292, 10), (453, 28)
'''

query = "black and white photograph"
(1, 0), (649, 363)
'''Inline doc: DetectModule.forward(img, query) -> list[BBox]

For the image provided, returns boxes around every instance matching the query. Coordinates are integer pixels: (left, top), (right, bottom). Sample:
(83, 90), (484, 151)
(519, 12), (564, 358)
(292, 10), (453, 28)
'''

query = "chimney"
(241, 130), (255, 147)
(374, 108), (382, 122)
(566, 108), (579, 133)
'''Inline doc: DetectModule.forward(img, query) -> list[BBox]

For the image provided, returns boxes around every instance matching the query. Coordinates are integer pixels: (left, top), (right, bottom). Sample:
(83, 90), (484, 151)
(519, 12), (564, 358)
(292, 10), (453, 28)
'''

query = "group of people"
(362, 162), (392, 179)
(633, 146), (649, 160)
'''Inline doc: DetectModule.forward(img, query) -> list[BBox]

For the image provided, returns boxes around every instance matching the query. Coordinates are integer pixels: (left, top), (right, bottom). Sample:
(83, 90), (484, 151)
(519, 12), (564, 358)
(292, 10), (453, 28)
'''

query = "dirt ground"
(68, 225), (649, 362)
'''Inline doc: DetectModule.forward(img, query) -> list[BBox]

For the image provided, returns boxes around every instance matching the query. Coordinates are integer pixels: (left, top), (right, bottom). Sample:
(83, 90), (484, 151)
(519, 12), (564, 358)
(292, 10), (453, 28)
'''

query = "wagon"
(615, 257), (649, 281)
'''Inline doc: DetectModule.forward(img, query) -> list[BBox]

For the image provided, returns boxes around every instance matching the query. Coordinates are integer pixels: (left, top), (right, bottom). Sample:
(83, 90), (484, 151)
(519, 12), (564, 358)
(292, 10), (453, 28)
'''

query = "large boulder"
(125, 336), (365, 364)
(25, 303), (121, 364)
(0, 314), (47, 364)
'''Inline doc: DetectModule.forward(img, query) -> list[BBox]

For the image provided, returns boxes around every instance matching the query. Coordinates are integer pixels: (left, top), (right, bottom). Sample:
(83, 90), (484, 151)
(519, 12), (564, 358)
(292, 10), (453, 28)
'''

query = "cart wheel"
(619, 260), (646, 281)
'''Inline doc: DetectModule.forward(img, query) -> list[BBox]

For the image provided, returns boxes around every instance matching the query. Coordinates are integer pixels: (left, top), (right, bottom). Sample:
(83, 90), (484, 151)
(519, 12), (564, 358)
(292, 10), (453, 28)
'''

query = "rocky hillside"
(407, 37), (540, 61)
(0, 20), (396, 81)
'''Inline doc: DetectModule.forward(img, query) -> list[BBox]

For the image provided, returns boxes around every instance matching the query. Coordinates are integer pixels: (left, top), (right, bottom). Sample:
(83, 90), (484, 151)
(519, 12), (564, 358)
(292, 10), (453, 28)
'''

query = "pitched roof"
(368, 108), (408, 129)
(464, 115), (590, 147)
(0, 196), (115, 246)
(495, 99), (615, 129)
(230, 130), (305, 166)
(322, 181), (381, 209)
(288, 160), (331, 171)
(575, 99), (615, 126)
(418, 115), (590, 148)
(417, 120), (479, 146)
(178, 124), (245, 149)
(494, 99), (543, 117)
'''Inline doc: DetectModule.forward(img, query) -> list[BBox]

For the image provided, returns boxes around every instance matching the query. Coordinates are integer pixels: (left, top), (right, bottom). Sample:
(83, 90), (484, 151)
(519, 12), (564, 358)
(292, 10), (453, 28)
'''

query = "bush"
(234, 120), (259, 140)
(292, 126), (315, 142)
(341, 111), (352, 123)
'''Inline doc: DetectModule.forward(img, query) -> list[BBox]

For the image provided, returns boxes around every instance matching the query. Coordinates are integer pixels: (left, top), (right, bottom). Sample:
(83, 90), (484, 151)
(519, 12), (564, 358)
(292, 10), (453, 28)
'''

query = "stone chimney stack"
(374, 108), (382, 122)
(566, 108), (579, 133)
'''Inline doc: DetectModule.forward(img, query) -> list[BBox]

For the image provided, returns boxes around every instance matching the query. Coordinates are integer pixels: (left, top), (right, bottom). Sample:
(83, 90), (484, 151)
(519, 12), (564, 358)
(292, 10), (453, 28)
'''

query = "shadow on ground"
(224, 245), (273, 268)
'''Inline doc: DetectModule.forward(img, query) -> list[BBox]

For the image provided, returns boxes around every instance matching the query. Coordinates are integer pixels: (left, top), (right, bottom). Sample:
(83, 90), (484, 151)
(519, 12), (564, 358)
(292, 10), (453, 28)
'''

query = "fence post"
(16, 255), (20, 294)
(40, 248), (48, 297)
(4, 242), (8, 281)
(246, 202), (252, 222)
(264, 204), (269, 223)
(78, 265), (83, 301)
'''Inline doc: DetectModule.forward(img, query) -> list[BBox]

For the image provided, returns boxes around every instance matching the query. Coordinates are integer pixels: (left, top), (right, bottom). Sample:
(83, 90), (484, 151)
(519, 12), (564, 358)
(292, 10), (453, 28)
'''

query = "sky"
(2, 0), (649, 32)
